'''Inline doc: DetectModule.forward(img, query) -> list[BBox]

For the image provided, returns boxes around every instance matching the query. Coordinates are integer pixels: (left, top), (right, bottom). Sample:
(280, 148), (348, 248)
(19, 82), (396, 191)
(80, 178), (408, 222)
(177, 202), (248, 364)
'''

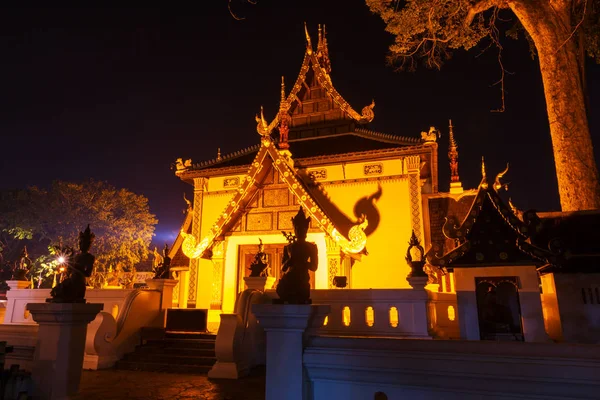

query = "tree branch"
(465, 0), (502, 27)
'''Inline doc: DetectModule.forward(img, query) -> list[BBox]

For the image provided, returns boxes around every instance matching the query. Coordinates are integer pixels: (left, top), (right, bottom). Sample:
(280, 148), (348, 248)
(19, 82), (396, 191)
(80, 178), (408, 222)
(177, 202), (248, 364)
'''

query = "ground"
(72, 369), (265, 400)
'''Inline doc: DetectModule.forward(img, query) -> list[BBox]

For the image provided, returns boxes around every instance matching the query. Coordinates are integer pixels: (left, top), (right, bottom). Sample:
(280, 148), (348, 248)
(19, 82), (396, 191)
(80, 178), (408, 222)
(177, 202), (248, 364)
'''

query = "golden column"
(188, 177), (207, 307)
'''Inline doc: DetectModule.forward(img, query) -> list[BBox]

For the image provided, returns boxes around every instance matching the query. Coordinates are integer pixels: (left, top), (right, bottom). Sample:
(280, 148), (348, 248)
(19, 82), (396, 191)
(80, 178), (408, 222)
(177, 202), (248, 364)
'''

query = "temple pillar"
(405, 155), (425, 245)
(189, 177), (207, 308)
(210, 241), (226, 311)
(325, 237), (341, 289)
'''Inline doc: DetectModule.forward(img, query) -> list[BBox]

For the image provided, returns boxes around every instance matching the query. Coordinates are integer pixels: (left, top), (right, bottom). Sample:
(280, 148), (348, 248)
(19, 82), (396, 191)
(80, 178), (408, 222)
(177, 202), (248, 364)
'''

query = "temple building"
(167, 25), (600, 340)
(169, 25), (442, 325)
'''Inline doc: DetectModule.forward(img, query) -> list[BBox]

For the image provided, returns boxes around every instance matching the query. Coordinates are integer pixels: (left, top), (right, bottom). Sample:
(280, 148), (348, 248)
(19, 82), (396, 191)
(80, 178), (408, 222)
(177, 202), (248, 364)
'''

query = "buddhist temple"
(167, 25), (600, 342)
(169, 25), (441, 326)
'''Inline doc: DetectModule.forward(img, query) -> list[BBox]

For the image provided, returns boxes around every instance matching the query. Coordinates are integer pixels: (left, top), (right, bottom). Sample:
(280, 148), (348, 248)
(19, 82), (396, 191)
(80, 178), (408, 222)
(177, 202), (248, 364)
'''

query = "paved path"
(72, 370), (265, 400)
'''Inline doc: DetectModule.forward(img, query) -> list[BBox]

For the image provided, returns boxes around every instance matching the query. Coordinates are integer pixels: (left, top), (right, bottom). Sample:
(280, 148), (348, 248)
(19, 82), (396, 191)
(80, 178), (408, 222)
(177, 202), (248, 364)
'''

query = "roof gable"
(181, 136), (369, 260)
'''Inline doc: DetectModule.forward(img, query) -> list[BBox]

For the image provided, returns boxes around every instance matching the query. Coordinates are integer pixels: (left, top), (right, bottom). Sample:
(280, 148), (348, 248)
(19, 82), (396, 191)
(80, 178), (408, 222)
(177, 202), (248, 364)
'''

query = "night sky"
(1, 2), (599, 247)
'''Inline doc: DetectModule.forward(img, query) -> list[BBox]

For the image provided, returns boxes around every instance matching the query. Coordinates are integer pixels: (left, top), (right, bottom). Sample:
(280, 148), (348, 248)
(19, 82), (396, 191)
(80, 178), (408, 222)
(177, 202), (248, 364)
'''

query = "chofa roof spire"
(316, 24), (331, 73)
(304, 22), (313, 54)
(448, 119), (463, 194)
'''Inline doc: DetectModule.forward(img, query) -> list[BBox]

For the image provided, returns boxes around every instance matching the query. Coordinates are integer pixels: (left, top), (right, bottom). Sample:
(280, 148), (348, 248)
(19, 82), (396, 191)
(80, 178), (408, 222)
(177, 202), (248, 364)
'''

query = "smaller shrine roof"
(428, 164), (553, 270)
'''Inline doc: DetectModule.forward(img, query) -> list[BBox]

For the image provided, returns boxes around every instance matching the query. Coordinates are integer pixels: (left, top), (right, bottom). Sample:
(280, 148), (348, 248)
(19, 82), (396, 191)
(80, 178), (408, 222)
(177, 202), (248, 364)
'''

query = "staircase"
(115, 329), (217, 374)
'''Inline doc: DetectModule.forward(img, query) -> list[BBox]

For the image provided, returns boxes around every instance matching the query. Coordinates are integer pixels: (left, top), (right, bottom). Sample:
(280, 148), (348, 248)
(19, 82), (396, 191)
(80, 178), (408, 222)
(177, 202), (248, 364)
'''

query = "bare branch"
(554, 0), (587, 54)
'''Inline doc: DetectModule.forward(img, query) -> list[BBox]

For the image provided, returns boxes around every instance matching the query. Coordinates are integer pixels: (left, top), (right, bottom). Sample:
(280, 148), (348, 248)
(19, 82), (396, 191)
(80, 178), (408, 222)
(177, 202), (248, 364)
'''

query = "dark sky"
(1, 2), (599, 247)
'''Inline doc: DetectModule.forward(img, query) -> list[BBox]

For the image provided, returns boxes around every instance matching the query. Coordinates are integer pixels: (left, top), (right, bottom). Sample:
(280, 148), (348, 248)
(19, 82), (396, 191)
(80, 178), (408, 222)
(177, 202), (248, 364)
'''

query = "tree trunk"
(510, 0), (600, 211)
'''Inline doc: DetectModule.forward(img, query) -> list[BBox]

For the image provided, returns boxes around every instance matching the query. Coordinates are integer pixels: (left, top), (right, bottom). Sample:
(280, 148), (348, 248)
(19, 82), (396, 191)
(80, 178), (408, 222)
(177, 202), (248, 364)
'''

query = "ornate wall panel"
(278, 210), (298, 231)
(363, 163), (383, 176)
(263, 188), (289, 207)
(246, 212), (273, 231)
(223, 177), (240, 188)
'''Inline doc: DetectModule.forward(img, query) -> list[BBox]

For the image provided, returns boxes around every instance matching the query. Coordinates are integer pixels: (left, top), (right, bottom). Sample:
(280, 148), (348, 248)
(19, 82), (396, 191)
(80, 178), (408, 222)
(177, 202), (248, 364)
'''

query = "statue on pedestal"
(275, 207), (318, 304)
(12, 246), (32, 281)
(48, 225), (95, 303)
(152, 244), (172, 279)
(249, 239), (270, 277)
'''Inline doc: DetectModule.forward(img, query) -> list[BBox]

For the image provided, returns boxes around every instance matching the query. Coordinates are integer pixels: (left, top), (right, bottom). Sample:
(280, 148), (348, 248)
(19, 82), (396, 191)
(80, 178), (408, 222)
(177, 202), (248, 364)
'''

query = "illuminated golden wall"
(189, 154), (424, 313)
(324, 178), (413, 289)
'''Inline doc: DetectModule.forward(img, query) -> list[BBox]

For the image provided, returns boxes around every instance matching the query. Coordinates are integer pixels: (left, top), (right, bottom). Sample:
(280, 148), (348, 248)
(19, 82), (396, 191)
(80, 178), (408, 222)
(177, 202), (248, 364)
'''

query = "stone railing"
(3, 288), (135, 325)
(84, 280), (175, 369)
(0, 280), (175, 370)
(264, 289), (432, 339)
(426, 290), (460, 339)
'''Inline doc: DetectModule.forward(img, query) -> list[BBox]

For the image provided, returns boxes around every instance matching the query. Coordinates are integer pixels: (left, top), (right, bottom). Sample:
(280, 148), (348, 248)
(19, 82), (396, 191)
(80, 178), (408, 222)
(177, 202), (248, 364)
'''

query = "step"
(165, 332), (216, 340)
(132, 345), (216, 358)
(114, 360), (213, 375)
(143, 338), (215, 350)
(122, 353), (216, 366)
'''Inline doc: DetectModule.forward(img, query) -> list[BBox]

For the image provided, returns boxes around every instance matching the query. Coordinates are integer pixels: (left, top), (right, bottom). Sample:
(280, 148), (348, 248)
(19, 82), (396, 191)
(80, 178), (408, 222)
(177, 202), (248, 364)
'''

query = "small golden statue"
(249, 239), (270, 277)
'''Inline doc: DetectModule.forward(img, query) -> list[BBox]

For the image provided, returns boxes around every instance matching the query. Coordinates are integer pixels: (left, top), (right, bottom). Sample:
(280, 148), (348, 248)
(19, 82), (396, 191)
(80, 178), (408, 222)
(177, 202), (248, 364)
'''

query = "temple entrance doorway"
(237, 243), (315, 294)
(475, 276), (524, 341)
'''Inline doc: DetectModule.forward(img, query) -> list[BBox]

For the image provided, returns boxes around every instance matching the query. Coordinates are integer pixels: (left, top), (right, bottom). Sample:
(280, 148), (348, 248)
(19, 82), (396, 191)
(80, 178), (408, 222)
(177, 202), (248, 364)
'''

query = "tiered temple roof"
(428, 161), (554, 270)
(176, 24), (429, 177)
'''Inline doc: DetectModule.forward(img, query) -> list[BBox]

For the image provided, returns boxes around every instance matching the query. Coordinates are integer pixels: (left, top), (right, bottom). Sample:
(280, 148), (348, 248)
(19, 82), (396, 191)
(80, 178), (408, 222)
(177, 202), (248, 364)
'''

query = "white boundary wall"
(304, 336), (600, 399)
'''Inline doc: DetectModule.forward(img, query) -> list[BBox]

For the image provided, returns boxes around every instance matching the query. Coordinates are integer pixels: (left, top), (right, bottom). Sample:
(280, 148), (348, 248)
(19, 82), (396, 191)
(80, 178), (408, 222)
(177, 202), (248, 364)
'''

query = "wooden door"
(237, 243), (315, 293)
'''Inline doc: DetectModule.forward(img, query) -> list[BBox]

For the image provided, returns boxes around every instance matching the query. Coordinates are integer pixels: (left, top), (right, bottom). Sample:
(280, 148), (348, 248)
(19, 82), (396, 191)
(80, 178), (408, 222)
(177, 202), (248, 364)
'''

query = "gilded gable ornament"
(421, 126), (439, 143)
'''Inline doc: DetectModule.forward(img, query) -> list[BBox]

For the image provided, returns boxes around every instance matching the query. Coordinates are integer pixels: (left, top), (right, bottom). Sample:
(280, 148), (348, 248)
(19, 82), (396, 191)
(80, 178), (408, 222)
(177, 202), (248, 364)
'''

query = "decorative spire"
(316, 23), (331, 74)
(448, 119), (459, 183)
(447, 120), (463, 194)
(304, 22), (313, 54)
(278, 77), (291, 150)
(217, 148), (222, 161)
(481, 156), (489, 189)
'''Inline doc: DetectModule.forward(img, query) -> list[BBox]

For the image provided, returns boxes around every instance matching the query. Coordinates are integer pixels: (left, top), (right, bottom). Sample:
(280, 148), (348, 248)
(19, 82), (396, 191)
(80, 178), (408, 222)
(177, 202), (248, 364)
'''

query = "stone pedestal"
(6, 280), (31, 290)
(27, 303), (103, 400)
(145, 279), (178, 310)
(252, 304), (330, 400)
(407, 276), (428, 291)
(244, 276), (276, 292)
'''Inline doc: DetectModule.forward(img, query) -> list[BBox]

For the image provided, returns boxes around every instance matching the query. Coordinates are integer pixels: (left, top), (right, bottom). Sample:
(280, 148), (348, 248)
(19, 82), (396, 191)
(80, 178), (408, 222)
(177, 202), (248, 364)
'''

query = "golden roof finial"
(318, 24), (322, 47)
(304, 22), (313, 54)
(481, 156), (489, 189)
(255, 105), (270, 136)
(280, 76), (286, 104)
(217, 148), (222, 161)
(316, 23), (331, 74)
(449, 119), (457, 148)
(493, 163), (510, 192)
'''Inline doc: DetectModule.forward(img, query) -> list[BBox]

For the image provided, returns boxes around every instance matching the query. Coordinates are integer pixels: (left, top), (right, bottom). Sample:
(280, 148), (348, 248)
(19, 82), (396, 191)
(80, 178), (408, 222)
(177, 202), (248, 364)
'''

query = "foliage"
(366, 0), (600, 71)
(367, 0), (600, 211)
(0, 180), (157, 287)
